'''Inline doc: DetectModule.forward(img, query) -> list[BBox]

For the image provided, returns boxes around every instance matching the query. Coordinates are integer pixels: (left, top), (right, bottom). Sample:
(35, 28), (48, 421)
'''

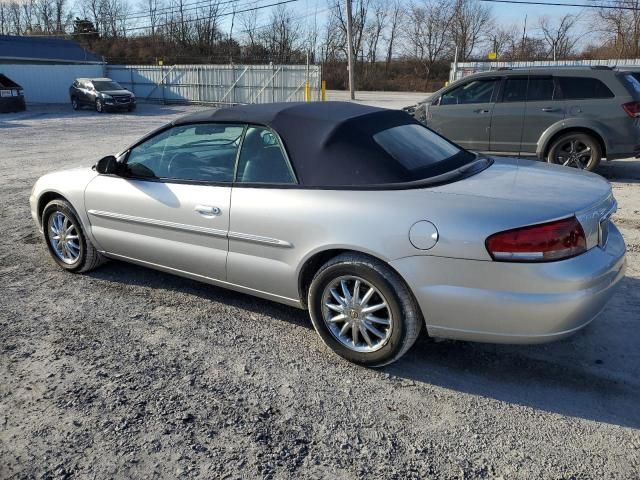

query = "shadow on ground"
(89, 260), (640, 430)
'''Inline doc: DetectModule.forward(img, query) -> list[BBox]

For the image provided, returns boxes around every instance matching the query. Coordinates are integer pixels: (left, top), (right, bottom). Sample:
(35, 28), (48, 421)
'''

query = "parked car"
(69, 77), (136, 113)
(30, 102), (626, 366)
(405, 67), (640, 171)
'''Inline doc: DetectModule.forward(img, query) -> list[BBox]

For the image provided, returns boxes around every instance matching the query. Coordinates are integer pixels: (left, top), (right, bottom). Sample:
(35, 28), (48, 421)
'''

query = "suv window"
(557, 76), (614, 99)
(440, 79), (498, 105)
(527, 77), (555, 101)
(126, 123), (245, 182)
(235, 126), (296, 184)
(502, 77), (528, 102)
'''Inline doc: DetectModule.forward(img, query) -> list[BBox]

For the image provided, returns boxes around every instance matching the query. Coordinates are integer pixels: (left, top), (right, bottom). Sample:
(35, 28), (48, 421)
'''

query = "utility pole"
(345, 0), (355, 100)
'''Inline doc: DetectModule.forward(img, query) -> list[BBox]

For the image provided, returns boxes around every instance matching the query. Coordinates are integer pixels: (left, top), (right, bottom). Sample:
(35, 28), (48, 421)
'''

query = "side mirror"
(95, 155), (119, 175)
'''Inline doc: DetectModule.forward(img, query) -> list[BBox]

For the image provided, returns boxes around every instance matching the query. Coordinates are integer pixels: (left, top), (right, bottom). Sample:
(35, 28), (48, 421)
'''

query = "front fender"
(30, 167), (100, 246)
(536, 118), (610, 159)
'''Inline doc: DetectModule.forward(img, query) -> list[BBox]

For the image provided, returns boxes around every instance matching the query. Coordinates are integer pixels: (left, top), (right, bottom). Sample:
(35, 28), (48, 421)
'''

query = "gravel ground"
(1, 103), (639, 480)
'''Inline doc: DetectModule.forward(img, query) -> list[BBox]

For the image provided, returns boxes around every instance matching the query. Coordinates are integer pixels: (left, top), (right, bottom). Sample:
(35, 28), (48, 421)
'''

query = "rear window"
(557, 76), (614, 99)
(373, 124), (474, 179)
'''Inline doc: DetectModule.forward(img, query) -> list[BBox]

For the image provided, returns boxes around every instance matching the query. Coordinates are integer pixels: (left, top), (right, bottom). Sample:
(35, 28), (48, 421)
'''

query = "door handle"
(541, 107), (560, 112)
(473, 109), (490, 114)
(194, 205), (221, 217)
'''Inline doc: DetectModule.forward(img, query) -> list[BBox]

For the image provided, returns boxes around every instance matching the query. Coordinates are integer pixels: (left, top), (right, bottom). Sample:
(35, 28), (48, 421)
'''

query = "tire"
(42, 199), (105, 273)
(307, 253), (422, 367)
(71, 97), (79, 110)
(95, 99), (104, 113)
(128, 105), (136, 112)
(546, 132), (601, 171)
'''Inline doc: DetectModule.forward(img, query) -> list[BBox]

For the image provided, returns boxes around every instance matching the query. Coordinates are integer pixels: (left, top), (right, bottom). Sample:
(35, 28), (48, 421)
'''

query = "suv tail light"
(486, 217), (586, 262)
(622, 101), (640, 118)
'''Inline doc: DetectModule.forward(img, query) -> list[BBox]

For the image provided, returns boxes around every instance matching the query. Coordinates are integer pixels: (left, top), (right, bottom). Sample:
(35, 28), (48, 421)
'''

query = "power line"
(479, 0), (640, 10)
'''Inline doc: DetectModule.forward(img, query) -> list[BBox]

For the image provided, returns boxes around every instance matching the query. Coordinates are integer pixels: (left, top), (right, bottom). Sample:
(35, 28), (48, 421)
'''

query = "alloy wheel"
(48, 211), (81, 264)
(554, 138), (592, 169)
(321, 275), (393, 353)
(96, 100), (103, 113)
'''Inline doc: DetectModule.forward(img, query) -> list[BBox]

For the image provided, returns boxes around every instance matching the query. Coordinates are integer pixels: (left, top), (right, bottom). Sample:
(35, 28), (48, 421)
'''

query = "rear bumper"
(390, 223), (626, 343)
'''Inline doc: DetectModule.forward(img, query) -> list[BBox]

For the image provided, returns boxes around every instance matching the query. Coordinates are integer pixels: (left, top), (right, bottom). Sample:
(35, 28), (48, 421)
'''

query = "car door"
(84, 122), (246, 281)
(226, 125), (299, 300)
(80, 81), (94, 105)
(427, 77), (499, 151)
(520, 75), (565, 154)
(489, 76), (527, 155)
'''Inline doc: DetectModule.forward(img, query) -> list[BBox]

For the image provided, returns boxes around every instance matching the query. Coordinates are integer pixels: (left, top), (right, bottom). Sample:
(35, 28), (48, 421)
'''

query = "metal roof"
(0, 35), (103, 64)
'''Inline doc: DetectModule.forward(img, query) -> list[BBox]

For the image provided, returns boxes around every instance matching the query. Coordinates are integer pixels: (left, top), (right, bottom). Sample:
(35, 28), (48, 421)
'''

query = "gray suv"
(409, 67), (640, 171)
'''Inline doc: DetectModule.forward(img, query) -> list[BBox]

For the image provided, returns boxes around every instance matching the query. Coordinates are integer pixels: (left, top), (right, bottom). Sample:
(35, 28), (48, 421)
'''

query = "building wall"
(0, 64), (105, 103)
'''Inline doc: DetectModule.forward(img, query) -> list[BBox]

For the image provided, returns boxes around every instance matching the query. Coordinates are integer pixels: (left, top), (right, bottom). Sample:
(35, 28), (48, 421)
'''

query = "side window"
(440, 79), (498, 105)
(126, 123), (245, 183)
(557, 77), (614, 99)
(527, 77), (555, 101)
(502, 77), (528, 103)
(235, 126), (296, 184)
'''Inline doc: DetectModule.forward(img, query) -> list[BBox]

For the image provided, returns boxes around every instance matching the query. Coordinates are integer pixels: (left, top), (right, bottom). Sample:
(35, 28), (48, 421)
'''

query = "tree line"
(0, 0), (639, 91)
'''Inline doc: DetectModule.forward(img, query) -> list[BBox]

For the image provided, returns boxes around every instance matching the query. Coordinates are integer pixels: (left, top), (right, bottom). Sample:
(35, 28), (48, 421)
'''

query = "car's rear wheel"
(308, 253), (422, 367)
(42, 199), (105, 273)
(546, 132), (601, 171)
(95, 99), (104, 113)
(71, 97), (79, 110)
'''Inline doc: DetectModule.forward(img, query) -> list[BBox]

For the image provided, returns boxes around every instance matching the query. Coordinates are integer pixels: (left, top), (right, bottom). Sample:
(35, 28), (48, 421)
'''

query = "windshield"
(93, 80), (124, 91)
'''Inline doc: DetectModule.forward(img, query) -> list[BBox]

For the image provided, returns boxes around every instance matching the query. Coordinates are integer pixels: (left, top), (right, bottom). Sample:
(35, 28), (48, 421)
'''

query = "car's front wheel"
(308, 253), (422, 367)
(42, 199), (105, 273)
(546, 132), (601, 171)
(95, 99), (104, 113)
(71, 97), (79, 110)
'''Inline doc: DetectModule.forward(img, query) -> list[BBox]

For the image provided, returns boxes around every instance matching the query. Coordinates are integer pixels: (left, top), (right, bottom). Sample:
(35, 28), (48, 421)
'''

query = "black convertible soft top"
(174, 102), (471, 187)
(174, 102), (450, 187)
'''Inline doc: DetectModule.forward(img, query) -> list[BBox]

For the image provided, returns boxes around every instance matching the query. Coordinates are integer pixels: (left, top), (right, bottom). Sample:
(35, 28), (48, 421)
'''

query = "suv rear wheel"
(71, 97), (79, 110)
(546, 132), (601, 171)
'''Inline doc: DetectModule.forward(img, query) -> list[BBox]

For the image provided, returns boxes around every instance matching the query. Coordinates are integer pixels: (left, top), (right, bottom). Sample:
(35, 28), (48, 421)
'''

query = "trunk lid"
(433, 157), (615, 250)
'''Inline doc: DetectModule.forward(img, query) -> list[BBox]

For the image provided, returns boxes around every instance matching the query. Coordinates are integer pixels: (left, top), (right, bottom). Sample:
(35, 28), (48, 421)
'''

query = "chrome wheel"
(321, 276), (393, 353)
(48, 211), (81, 264)
(72, 98), (78, 110)
(554, 138), (592, 169)
(96, 99), (103, 113)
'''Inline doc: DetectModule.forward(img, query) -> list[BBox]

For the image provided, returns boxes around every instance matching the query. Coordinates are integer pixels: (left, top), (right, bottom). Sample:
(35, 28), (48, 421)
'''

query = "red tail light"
(486, 217), (587, 262)
(622, 101), (640, 118)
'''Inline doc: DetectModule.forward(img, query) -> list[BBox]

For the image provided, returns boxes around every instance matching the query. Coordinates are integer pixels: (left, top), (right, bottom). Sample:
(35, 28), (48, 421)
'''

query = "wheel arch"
(37, 191), (69, 227)
(297, 248), (411, 310)
(538, 126), (607, 160)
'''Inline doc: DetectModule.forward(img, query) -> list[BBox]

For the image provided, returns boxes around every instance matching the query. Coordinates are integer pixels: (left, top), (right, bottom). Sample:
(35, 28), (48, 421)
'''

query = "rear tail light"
(486, 217), (586, 262)
(622, 101), (640, 118)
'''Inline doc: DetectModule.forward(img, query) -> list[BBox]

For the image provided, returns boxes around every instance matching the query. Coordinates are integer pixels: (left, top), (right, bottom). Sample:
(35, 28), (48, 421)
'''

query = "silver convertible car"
(30, 102), (626, 366)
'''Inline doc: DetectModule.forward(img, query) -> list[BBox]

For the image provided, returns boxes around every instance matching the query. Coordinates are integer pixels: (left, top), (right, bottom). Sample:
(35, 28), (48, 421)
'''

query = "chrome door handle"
(194, 205), (221, 216)
(541, 107), (560, 112)
(473, 109), (490, 114)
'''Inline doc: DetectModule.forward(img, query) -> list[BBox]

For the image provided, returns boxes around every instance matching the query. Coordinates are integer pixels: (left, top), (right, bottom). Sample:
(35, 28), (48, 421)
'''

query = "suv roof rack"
(590, 65), (614, 70)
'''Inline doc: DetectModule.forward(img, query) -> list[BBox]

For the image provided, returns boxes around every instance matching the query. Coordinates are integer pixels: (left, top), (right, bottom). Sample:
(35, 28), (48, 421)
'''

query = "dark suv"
(70, 77), (136, 113)
(406, 67), (640, 171)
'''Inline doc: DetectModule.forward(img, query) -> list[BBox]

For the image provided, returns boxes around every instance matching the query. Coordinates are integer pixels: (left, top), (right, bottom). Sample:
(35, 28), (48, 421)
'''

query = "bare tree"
(539, 13), (581, 59)
(384, 0), (403, 68)
(591, 0), (640, 58)
(260, 5), (301, 63)
(405, 0), (456, 86)
(451, 0), (493, 61)
(365, 0), (386, 63)
(239, 2), (260, 47)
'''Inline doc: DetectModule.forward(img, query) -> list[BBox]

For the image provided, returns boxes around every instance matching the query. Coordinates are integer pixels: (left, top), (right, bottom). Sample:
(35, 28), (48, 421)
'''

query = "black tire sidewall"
(547, 133), (601, 171)
(42, 201), (88, 272)
(308, 261), (409, 366)
(96, 99), (103, 113)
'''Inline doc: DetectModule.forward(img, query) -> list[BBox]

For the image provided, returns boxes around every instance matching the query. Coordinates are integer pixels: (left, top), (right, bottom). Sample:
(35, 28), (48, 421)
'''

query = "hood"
(433, 157), (611, 213)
